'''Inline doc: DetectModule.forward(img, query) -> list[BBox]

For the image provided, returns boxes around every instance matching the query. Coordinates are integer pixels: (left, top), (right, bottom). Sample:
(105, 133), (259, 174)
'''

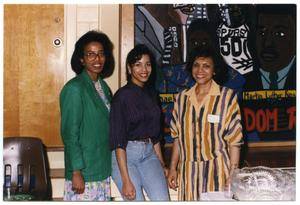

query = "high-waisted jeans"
(111, 141), (170, 201)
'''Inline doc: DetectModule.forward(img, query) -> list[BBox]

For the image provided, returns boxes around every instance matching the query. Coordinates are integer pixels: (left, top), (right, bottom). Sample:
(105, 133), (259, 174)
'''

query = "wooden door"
(4, 5), (65, 147)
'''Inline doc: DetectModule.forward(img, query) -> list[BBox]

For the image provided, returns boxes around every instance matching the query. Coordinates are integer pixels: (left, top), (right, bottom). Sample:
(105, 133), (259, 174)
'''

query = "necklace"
(94, 80), (110, 110)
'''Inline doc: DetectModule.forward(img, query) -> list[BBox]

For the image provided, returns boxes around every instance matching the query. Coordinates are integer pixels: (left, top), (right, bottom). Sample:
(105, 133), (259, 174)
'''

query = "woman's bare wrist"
(230, 163), (238, 169)
(73, 170), (81, 175)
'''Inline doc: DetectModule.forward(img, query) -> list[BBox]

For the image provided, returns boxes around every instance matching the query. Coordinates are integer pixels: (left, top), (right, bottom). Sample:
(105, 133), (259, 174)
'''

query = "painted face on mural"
(173, 4), (195, 15)
(188, 30), (213, 54)
(192, 57), (215, 86)
(226, 5), (246, 27)
(256, 13), (295, 72)
(128, 54), (152, 87)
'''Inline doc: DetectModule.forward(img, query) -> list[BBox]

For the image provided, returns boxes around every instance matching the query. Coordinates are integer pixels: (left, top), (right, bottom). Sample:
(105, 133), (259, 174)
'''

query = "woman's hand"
(115, 148), (136, 200)
(224, 176), (233, 199)
(168, 138), (179, 191)
(72, 170), (85, 194)
(122, 179), (136, 200)
(225, 176), (232, 190)
(163, 166), (169, 177)
(224, 164), (237, 198)
(167, 168), (178, 191)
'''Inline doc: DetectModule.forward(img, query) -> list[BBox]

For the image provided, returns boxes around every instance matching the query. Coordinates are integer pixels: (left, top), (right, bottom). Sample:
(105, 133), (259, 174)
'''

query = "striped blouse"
(170, 80), (243, 200)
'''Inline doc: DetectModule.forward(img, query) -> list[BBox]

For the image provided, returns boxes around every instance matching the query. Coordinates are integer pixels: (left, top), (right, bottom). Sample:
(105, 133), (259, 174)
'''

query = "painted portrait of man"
(242, 4), (296, 142)
(245, 4), (296, 90)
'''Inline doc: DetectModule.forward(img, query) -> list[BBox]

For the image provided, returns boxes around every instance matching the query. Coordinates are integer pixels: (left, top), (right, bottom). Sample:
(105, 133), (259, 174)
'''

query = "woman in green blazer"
(60, 30), (114, 201)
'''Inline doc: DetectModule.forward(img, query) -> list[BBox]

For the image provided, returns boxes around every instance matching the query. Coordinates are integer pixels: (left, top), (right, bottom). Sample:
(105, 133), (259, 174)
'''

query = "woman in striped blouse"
(167, 46), (243, 200)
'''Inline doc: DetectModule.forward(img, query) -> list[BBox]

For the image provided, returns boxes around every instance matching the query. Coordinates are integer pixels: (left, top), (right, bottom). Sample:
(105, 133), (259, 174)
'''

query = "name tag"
(208, 114), (220, 123)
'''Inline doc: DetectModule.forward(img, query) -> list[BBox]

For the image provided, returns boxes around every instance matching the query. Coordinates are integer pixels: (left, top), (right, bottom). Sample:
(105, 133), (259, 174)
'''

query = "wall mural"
(134, 4), (296, 144)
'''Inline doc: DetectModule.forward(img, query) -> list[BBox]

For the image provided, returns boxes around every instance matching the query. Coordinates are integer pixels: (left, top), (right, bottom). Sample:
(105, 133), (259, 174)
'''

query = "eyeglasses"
(84, 51), (105, 61)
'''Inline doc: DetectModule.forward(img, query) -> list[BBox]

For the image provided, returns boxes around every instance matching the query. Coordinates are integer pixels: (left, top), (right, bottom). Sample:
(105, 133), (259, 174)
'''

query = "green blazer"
(60, 69), (112, 182)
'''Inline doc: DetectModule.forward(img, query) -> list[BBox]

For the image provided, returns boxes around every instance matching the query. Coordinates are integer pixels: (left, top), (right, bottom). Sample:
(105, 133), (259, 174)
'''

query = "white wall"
(47, 151), (65, 199)
(65, 4), (120, 94)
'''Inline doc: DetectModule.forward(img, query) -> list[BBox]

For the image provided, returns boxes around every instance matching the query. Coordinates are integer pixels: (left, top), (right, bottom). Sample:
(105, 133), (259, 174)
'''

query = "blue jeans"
(111, 141), (170, 201)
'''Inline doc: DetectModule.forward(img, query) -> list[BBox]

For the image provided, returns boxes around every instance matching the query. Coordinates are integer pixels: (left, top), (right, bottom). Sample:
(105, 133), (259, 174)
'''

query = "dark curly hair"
(126, 44), (156, 87)
(71, 30), (114, 77)
(186, 46), (228, 85)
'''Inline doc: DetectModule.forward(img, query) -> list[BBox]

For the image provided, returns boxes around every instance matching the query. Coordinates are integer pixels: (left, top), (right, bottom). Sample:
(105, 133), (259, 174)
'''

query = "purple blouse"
(109, 81), (162, 150)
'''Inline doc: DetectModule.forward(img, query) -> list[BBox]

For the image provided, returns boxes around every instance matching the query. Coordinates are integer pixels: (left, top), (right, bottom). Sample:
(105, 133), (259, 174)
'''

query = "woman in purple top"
(109, 44), (169, 201)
